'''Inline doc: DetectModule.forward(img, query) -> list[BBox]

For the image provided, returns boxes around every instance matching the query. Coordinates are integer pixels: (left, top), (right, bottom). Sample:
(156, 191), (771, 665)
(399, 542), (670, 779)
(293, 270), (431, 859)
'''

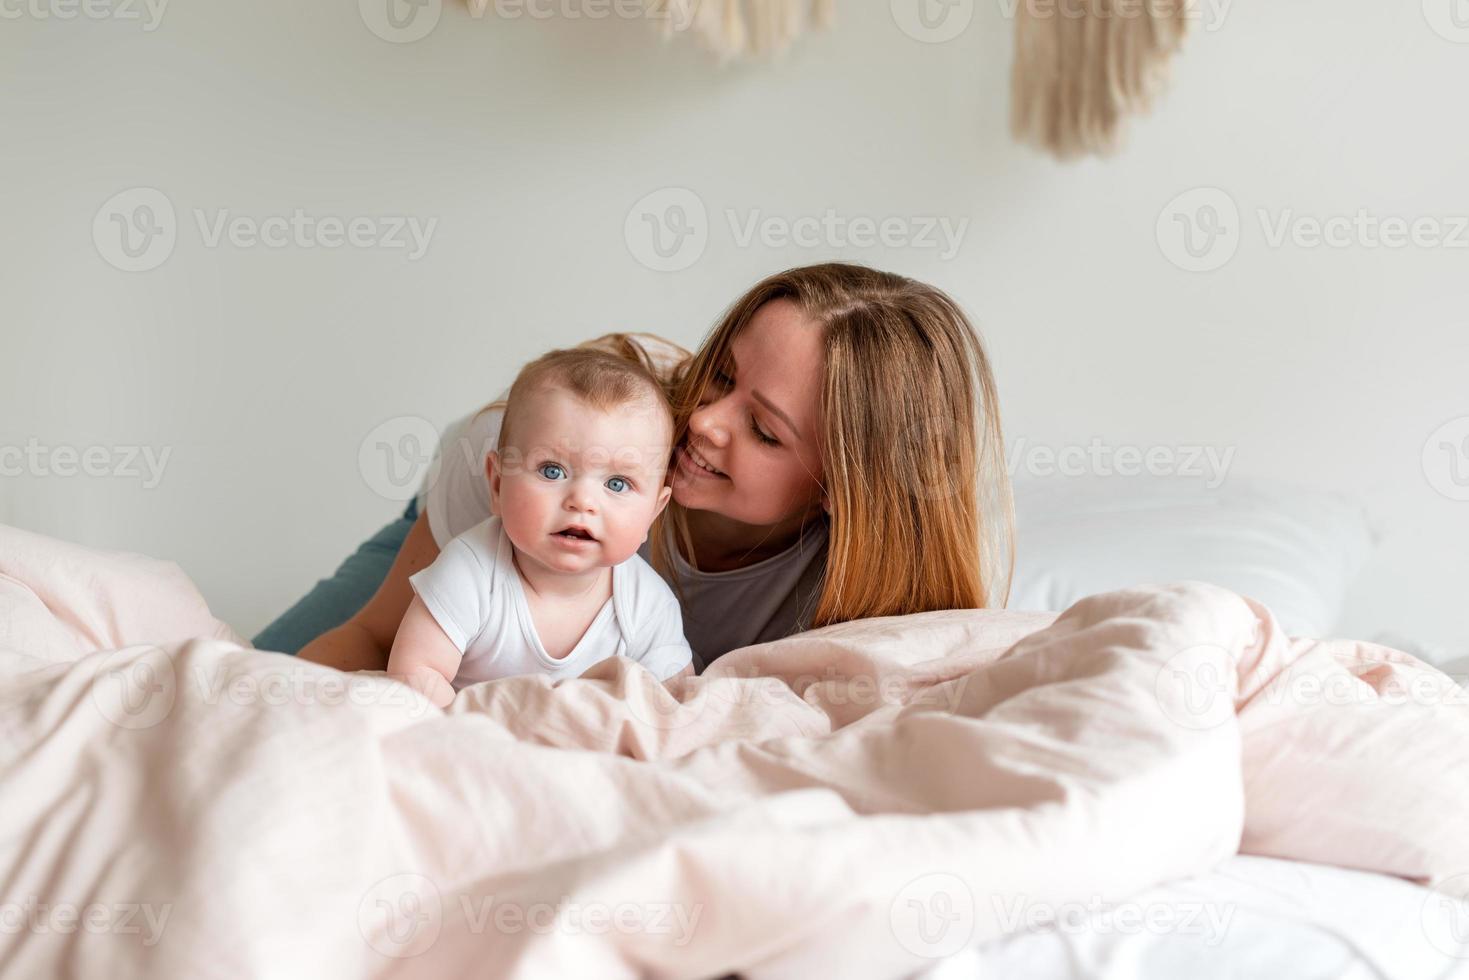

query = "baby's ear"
(654, 483), (673, 518)
(485, 451), (502, 510)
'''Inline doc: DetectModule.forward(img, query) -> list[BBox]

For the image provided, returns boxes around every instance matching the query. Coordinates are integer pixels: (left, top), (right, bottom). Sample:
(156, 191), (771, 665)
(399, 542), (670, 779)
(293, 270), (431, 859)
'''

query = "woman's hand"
(298, 511), (441, 672)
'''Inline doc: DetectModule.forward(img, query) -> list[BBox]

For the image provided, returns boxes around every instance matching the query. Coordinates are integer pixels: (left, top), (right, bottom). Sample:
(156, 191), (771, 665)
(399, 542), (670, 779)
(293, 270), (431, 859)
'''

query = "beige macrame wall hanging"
(647, 0), (1188, 160)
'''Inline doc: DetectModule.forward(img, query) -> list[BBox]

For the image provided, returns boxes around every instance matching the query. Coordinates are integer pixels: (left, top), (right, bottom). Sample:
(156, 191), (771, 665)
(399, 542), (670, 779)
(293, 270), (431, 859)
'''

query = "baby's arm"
(387, 596), (463, 708)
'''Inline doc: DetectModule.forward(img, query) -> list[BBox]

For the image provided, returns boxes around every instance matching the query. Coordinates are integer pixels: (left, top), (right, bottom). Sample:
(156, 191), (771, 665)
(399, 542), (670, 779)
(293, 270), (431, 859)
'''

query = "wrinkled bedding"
(1, 522), (1465, 979)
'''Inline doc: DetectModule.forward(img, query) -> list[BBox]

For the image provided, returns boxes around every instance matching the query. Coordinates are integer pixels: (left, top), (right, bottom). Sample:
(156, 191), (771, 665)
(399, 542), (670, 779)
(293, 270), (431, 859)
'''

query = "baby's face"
(488, 387), (674, 577)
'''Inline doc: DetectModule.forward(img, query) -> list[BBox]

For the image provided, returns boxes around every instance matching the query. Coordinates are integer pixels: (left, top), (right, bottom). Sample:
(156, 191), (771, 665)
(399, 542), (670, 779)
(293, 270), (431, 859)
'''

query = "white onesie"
(408, 517), (693, 688)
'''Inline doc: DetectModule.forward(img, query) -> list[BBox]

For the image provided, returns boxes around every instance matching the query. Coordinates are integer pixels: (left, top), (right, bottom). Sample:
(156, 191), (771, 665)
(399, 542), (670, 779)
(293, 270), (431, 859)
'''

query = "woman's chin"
(670, 472), (719, 508)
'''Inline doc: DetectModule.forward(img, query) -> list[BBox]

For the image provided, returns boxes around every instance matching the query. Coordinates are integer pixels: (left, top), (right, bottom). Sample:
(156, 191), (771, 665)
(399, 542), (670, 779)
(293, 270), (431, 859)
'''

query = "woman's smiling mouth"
(678, 444), (729, 480)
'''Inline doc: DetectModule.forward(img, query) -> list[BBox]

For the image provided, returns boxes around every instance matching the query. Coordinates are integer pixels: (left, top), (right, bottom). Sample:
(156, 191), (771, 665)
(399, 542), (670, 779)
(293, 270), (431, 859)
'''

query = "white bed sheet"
(920, 855), (1468, 980)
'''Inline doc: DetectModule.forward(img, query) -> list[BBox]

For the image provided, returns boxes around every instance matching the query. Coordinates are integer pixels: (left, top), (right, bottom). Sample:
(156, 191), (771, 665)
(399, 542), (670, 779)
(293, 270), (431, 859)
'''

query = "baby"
(387, 348), (693, 706)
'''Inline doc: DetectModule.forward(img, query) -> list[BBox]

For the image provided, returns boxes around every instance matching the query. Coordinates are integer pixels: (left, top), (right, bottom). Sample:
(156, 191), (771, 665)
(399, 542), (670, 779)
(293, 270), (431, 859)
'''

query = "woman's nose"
(689, 400), (731, 447)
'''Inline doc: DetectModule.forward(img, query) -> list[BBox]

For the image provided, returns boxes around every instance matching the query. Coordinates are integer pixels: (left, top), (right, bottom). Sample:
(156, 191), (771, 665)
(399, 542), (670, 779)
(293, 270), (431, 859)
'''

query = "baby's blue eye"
(538, 463), (566, 481)
(605, 476), (630, 494)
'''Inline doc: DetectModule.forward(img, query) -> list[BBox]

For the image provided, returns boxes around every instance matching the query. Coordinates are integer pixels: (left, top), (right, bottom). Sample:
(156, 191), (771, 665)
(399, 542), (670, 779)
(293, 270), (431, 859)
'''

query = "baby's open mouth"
(555, 527), (596, 541)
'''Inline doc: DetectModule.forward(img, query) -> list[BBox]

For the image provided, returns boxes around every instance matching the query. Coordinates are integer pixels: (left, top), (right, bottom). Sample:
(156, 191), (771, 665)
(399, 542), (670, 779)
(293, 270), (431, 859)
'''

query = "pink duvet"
(0, 522), (1464, 978)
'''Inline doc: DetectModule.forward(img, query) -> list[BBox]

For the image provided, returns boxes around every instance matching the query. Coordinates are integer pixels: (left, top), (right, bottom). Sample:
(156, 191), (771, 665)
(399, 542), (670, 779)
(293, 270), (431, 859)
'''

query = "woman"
(266, 263), (1014, 673)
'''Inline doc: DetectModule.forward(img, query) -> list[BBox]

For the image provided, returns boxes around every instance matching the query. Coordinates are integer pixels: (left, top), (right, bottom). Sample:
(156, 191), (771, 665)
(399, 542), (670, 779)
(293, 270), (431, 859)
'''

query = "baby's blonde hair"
(498, 347), (673, 453)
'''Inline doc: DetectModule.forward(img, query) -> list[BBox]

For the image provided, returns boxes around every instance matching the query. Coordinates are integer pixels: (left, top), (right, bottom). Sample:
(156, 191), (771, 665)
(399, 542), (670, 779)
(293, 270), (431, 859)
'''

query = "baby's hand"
(389, 666), (456, 708)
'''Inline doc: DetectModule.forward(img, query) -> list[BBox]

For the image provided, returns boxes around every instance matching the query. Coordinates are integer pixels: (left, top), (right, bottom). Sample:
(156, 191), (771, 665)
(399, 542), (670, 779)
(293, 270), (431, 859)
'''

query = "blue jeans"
(252, 499), (418, 655)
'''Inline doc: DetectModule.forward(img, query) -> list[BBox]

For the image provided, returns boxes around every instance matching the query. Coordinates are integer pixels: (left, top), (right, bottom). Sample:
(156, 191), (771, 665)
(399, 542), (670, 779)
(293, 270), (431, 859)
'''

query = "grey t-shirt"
(418, 392), (829, 671)
(639, 520), (828, 672)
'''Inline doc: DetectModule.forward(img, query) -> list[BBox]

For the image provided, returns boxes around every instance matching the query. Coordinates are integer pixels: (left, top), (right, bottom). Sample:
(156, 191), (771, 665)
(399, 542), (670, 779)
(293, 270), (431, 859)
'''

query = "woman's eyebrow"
(729, 349), (803, 442)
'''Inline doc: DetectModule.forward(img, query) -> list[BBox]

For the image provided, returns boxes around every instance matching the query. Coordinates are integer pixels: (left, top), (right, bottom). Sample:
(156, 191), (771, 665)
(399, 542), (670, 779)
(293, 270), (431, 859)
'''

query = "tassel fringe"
(646, 0), (1185, 159)
(647, 0), (831, 61)
(1010, 0), (1189, 158)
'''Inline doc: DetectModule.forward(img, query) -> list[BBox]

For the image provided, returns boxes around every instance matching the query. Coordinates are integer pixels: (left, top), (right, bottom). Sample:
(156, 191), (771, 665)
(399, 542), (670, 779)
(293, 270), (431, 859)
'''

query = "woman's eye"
(714, 370), (734, 388)
(538, 463), (566, 480)
(750, 416), (779, 446)
(605, 476), (630, 494)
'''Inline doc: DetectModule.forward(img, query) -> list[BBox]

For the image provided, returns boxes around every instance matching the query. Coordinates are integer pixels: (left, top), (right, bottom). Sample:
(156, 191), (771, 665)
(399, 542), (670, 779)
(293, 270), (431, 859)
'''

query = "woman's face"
(672, 299), (826, 528)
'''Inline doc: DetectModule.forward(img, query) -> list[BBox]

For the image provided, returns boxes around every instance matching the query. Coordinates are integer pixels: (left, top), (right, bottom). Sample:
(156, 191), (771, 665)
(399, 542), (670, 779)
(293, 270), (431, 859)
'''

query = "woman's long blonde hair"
(651, 263), (1015, 627)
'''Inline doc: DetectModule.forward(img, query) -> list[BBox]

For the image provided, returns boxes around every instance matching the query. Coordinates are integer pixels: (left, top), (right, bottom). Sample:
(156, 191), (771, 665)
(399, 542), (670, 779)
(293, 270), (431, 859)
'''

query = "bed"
(0, 480), (1464, 979)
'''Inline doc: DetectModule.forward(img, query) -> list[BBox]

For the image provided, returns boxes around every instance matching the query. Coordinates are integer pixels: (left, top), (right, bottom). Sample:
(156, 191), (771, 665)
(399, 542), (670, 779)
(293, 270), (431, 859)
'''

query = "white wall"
(2, 0), (1466, 654)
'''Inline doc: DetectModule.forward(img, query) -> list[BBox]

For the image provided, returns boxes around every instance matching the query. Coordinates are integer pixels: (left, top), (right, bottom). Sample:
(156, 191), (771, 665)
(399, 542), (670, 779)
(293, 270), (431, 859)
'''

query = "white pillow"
(1008, 476), (1375, 637)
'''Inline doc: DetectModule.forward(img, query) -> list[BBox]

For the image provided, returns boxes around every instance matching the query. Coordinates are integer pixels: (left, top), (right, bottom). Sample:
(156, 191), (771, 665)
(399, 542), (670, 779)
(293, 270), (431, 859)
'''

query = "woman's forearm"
(298, 620), (391, 673)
